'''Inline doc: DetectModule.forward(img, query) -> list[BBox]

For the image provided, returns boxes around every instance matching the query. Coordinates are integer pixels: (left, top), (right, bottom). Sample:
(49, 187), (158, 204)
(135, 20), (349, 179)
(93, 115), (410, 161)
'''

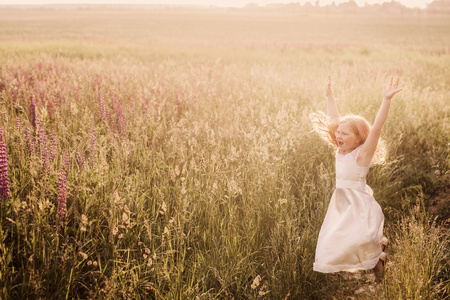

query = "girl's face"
(335, 122), (361, 154)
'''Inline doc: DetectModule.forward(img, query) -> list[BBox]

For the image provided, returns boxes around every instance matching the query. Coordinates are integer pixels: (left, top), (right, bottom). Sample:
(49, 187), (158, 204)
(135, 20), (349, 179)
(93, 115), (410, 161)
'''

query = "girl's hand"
(325, 75), (339, 120)
(325, 75), (333, 98)
(383, 77), (402, 100)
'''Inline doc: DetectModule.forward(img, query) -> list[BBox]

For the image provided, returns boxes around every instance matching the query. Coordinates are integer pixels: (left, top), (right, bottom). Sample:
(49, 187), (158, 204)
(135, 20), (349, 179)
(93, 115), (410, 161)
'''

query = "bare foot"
(373, 253), (387, 283)
(381, 237), (389, 252)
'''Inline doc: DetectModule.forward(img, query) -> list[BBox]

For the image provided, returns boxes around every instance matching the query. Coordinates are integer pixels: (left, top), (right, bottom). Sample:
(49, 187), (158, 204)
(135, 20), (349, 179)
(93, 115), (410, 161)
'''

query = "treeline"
(240, 0), (450, 15)
(1, 0), (450, 15)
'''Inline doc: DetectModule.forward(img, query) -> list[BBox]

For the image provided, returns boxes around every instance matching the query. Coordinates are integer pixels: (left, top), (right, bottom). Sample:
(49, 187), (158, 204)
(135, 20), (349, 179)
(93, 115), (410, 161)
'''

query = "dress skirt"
(313, 184), (384, 273)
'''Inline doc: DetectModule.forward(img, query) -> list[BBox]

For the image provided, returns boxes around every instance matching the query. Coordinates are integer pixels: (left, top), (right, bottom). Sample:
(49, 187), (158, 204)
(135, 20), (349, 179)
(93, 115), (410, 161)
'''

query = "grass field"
(0, 6), (449, 299)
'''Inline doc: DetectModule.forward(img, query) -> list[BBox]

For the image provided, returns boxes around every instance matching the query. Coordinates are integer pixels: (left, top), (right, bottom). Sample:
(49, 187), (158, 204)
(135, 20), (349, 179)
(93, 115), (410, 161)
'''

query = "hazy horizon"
(0, 0), (436, 9)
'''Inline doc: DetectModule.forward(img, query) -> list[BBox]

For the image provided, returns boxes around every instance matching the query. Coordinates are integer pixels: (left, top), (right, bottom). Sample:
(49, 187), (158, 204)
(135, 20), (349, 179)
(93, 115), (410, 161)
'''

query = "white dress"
(313, 146), (385, 273)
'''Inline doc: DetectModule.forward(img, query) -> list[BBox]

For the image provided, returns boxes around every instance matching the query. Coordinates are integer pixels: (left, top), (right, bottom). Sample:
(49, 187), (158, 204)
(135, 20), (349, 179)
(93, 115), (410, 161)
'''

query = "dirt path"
(328, 270), (384, 299)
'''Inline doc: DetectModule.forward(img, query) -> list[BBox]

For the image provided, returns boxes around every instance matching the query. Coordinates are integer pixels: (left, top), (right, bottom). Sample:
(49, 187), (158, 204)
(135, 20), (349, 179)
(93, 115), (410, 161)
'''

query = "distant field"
(0, 7), (448, 299)
(1, 8), (450, 46)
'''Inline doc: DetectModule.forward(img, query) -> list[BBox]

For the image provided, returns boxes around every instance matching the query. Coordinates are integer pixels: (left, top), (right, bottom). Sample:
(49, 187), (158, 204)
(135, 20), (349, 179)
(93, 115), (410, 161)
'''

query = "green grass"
(0, 7), (449, 299)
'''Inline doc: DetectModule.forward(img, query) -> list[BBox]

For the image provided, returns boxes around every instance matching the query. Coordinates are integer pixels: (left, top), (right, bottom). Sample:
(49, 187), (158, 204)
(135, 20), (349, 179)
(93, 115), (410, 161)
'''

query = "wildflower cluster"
(0, 19), (447, 299)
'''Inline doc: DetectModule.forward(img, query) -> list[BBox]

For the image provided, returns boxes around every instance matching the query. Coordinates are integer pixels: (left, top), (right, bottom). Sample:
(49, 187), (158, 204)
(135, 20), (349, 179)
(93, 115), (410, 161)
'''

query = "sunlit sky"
(0, 0), (436, 9)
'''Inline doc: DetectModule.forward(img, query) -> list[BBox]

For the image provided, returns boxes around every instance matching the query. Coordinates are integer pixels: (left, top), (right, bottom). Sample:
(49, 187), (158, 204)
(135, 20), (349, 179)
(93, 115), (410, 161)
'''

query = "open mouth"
(337, 141), (343, 147)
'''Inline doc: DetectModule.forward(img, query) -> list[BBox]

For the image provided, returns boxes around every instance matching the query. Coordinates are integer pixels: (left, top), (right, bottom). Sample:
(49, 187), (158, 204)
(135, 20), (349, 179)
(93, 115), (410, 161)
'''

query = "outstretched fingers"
(394, 77), (402, 93)
(325, 75), (333, 98)
(394, 77), (400, 89)
(395, 87), (403, 95)
(326, 75), (331, 90)
(383, 76), (402, 100)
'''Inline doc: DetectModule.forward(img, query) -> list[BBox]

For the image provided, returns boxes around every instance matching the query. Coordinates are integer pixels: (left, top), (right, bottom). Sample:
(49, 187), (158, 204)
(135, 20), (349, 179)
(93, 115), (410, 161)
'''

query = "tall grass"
(384, 198), (449, 299)
(0, 9), (449, 299)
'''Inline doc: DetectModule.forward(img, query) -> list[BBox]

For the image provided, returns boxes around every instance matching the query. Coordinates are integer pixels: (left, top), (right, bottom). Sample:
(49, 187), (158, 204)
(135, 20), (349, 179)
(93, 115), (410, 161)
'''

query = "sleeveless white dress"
(313, 146), (385, 273)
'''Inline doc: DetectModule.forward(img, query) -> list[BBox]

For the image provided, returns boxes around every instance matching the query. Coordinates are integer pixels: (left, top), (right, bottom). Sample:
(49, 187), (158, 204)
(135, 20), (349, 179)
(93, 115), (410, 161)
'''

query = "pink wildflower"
(89, 127), (97, 163)
(77, 154), (85, 172)
(25, 127), (35, 156)
(116, 102), (127, 136)
(49, 133), (58, 165)
(30, 97), (39, 129)
(0, 127), (10, 201)
(39, 129), (49, 174)
(57, 170), (67, 219)
(16, 117), (22, 132)
(98, 92), (106, 123)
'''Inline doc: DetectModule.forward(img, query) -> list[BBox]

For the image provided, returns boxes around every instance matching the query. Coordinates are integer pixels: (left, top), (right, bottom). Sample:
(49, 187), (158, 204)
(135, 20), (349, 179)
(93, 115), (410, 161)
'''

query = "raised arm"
(326, 75), (339, 122)
(358, 77), (402, 167)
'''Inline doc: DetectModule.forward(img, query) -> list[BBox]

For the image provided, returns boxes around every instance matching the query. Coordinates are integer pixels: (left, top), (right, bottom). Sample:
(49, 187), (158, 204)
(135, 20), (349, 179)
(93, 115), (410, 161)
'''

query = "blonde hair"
(310, 111), (386, 164)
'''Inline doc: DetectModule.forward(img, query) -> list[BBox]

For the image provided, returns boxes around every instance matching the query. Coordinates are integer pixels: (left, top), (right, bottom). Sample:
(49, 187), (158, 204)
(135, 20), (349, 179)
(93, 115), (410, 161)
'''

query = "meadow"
(0, 6), (449, 299)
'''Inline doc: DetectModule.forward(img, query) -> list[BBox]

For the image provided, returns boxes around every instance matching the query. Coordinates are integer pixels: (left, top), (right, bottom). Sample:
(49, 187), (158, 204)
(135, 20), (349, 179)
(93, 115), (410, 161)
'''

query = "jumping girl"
(311, 75), (402, 282)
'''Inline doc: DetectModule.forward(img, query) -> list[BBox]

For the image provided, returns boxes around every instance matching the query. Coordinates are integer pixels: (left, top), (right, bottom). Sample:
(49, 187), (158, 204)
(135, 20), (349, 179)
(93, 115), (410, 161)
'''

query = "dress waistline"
(336, 179), (366, 191)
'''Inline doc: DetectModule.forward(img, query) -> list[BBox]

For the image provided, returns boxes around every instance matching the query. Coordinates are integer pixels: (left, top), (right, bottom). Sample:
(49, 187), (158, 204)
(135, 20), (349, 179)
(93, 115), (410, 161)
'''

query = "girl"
(311, 75), (402, 282)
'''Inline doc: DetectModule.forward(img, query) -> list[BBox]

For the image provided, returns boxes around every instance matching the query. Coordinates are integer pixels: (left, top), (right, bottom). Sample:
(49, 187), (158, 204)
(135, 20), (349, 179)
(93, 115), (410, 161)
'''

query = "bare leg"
(373, 253), (387, 283)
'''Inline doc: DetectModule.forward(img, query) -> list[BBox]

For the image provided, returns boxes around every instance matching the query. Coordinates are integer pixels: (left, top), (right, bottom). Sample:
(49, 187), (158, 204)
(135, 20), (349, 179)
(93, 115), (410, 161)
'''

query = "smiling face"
(335, 122), (361, 154)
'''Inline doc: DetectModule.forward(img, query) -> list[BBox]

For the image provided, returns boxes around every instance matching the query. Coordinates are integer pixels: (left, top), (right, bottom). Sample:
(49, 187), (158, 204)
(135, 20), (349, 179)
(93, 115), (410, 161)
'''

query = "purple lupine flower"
(17, 79), (23, 98)
(175, 88), (183, 119)
(57, 170), (67, 219)
(89, 127), (97, 163)
(95, 74), (101, 91)
(106, 109), (116, 133)
(62, 151), (71, 172)
(25, 127), (35, 156)
(153, 101), (158, 122)
(140, 98), (147, 116)
(47, 97), (55, 119)
(12, 89), (18, 103)
(30, 97), (38, 129)
(39, 129), (49, 174)
(16, 117), (22, 132)
(0, 127), (10, 201)
(77, 154), (85, 172)
(22, 70), (29, 87)
(39, 82), (46, 102)
(116, 102), (127, 136)
(33, 112), (41, 134)
(98, 92), (106, 123)
(130, 96), (135, 119)
(49, 133), (58, 165)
